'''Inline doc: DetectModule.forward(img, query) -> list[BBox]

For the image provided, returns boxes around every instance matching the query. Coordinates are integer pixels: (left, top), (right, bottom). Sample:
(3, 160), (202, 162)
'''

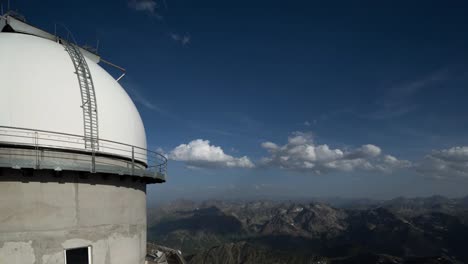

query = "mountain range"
(148, 196), (468, 263)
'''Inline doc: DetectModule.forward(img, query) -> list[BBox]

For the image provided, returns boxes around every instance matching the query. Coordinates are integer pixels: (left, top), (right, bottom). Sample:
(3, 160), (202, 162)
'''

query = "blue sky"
(14, 0), (468, 201)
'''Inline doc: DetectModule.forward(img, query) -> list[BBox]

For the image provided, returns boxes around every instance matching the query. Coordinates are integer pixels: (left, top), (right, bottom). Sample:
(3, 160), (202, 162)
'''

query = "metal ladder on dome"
(62, 40), (100, 154)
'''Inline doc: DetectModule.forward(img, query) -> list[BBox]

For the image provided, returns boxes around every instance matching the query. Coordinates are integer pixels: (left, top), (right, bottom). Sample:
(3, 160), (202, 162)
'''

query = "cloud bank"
(166, 132), (467, 181)
(169, 139), (254, 169)
(260, 132), (411, 174)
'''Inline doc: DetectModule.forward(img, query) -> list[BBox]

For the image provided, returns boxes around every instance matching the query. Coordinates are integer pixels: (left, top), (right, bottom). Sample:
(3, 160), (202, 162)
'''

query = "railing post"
(91, 150), (96, 173)
(131, 146), (135, 176)
(34, 131), (39, 169)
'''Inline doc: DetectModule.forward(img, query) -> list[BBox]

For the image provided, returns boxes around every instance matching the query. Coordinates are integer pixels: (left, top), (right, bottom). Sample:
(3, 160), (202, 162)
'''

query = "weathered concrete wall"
(0, 168), (148, 264)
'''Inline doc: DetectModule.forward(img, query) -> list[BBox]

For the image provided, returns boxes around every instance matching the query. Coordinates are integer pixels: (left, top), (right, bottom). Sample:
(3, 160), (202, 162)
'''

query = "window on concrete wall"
(64, 246), (92, 264)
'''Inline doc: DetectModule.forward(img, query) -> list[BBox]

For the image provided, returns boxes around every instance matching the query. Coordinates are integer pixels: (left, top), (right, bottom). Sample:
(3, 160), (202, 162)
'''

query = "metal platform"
(0, 126), (166, 183)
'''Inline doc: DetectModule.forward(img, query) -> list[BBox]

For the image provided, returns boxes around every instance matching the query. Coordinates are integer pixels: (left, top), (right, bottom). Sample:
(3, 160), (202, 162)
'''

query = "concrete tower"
(0, 14), (166, 264)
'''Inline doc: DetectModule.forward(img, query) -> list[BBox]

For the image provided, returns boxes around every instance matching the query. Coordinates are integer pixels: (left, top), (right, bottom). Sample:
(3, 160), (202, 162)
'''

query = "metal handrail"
(0, 126), (167, 179)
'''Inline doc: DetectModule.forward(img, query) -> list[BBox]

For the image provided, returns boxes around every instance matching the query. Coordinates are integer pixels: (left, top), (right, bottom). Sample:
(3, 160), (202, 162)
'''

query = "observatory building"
(0, 13), (166, 264)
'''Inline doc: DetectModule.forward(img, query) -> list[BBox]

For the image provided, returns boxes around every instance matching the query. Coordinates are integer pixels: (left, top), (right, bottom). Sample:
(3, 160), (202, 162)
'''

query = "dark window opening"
(65, 247), (90, 264)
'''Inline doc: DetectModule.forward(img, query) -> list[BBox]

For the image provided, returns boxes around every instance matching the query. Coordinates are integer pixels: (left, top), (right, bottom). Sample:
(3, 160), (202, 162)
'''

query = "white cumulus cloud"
(260, 132), (410, 174)
(169, 139), (254, 169)
(415, 146), (468, 179)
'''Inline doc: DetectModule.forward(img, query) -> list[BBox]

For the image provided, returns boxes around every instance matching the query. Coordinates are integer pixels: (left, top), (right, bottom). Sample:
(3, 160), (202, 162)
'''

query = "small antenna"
(96, 39), (100, 54)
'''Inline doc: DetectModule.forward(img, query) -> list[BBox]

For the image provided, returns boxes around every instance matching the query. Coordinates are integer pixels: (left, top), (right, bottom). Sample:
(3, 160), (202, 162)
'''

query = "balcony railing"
(0, 126), (167, 183)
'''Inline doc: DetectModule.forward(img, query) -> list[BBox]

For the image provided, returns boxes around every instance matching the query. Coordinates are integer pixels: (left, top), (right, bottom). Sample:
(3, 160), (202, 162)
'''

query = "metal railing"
(0, 126), (167, 182)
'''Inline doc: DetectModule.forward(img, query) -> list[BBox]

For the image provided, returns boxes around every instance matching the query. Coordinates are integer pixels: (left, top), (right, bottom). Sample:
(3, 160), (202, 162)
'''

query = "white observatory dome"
(0, 33), (147, 163)
(0, 15), (164, 264)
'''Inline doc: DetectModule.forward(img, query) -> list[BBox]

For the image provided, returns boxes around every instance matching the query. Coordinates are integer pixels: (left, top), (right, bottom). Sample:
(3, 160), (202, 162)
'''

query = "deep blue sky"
(12, 0), (468, 201)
